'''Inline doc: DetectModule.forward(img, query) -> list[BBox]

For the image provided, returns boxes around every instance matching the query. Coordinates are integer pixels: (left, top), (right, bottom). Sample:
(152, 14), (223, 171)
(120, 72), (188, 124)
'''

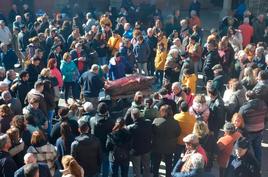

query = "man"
(1, 90), (22, 115)
(0, 20), (12, 45)
(172, 134), (208, 174)
(203, 40), (220, 82)
(207, 85), (225, 138)
(70, 42), (87, 73)
(133, 35), (151, 75)
(18, 24), (30, 53)
(48, 44), (62, 70)
(71, 118), (102, 177)
(78, 64), (104, 108)
(15, 153), (51, 177)
(0, 43), (18, 70)
(25, 51), (42, 88)
(226, 137), (261, 177)
(83, 12), (97, 33)
(8, 4), (20, 24)
(173, 102), (196, 165)
(145, 28), (157, 76)
(24, 163), (39, 177)
(253, 46), (266, 70)
(253, 14), (266, 43)
(127, 108), (153, 177)
(3, 69), (17, 86)
(171, 82), (187, 106)
(155, 88), (177, 114)
(25, 80), (47, 116)
(90, 102), (114, 177)
(188, 10), (201, 28)
(172, 153), (215, 177)
(107, 30), (122, 57)
(11, 70), (30, 107)
(82, 101), (96, 120)
(13, 15), (23, 30)
(238, 17), (254, 48)
(0, 134), (17, 177)
(239, 90), (267, 163)
(253, 70), (268, 105)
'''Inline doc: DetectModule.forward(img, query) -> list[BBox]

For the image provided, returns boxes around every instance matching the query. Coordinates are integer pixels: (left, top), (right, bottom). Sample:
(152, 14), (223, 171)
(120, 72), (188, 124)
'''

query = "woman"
(231, 113), (248, 137)
(164, 49), (181, 83)
(241, 67), (257, 90)
(27, 130), (57, 176)
(189, 94), (210, 122)
(92, 32), (108, 65)
(7, 127), (26, 168)
(154, 42), (167, 87)
(24, 114), (39, 133)
(60, 52), (80, 105)
(106, 118), (131, 177)
(47, 58), (63, 114)
(192, 121), (218, 172)
(152, 105), (180, 177)
(227, 26), (243, 53)
(0, 104), (13, 133)
(10, 115), (32, 146)
(56, 122), (75, 167)
(61, 155), (84, 177)
(223, 79), (246, 121)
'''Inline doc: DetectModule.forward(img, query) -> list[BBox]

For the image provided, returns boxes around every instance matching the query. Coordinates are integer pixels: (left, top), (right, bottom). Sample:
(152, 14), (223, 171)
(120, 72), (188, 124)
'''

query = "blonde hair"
(193, 94), (206, 104)
(231, 113), (245, 129)
(63, 52), (71, 61)
(40, 68), (50, 77)
(62, 155), (83, 177)
(192, 121), (209, 138)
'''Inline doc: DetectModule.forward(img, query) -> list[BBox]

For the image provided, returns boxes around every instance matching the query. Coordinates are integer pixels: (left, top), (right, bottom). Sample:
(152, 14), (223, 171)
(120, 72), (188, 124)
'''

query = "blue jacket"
(133, 40), (151, 63)
(0, 49), (18, 70)
(109, 57), (126, 80)
(14, 163), (51, 177)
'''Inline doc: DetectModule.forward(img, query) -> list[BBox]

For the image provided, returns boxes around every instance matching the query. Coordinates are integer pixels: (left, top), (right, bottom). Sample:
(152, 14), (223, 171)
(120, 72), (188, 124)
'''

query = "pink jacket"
(50, 68), (63, 88)
(189, 102), (210, 122)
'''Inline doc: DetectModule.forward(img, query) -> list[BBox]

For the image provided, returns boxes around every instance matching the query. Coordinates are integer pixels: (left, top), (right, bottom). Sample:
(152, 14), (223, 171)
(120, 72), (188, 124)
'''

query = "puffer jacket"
(154, 49), (167, 71)
(60, 60), (79, 82)
(189, 102), (210, 122)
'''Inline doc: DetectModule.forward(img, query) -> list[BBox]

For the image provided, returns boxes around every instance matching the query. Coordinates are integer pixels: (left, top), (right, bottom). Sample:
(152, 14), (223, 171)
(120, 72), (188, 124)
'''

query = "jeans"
(47, 110), (54, 135)
(63, 81), (77, 101)
(155, 70), (164, 86)
(248, 131), (263, 163)
(173, 145), (185, 167)
(137, 63), (148, 75)
(101, 153), (110, 177)
(99, 57), (107, 65)
(110, 161), (129, 177)
(152, 152), (173, 177)
(131, 152), (151, 177)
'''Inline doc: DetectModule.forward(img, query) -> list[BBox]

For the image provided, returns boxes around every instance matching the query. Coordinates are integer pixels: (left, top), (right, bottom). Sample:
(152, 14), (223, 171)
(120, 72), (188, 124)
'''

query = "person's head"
(180, 101), (189, 112)
(124, 23), (131, 31)
(171, 82), (182, 95)
(97, 102), (108, 115)
(19, 70), (29, 81)
(34, 80), (44, 92)
(173, 38), (181, 47)
(63, 52), (72, 62)
(231, 113), (245, 129)
(31, 56), (41, 66)
(60, 122), (72, 141)
(206, 40), (217, 52)
(83, 102), (94, 113)
(223, 122), (236, 135)
(15, 15), (22, 22)
(144, 97), (153, 108)
(190, 10), (197, 17)
(235, 137), (249, 158)
(6, 127), (20, 145)
(257, 70), (268, 81)
(1, 91), (12, 103)
(255, 46), (264, 57)
(90, 64), (99, 74)
(131, 108), (140, 121)
(257, 14), (264, 22)
(112, 118), (125, 132)
(34, 49), (43, 59)
(6, 69), (16, 80)
(147, 28), (153, 37)
(75, 43), (82, 53)
(24, 163), (39, 177)
(30, 130), (47, 146)
(190, 35), (198, 44)
(133, 91), (144, 105)
(206, 85), (218, 99)
(40, 68), (50, 78)
(24, 153), (37, 164)
(24, 114), (37, 127)
(0, 81), (8, 92)
(29, 97), (40, 110)
(0, 134), (11, 151)
(0, 67), (5, 79)
(47, 58), (57, 69)
(11, 115), (26, 131)
(183, 133), (199, 151)
(193, 121), (209, 139)
(243, 17), (250, 24)
(61, 155), (83, 177)
(0, 43), (7, 52)
(58, 108), (70, 120)
(137, 35), (144, 45)
(193, 94), (206, 105)
(243, 67), (254, 79)
(190, 153), (205, 170)
(168, 48), (179, 58)
(77, 118), (89, 134)
(159, 105), (173, 119)
(0, 104), (12, 117)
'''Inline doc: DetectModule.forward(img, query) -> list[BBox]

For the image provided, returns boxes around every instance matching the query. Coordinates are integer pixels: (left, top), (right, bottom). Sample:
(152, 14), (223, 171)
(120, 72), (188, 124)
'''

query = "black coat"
(203, 49), (220, 81)
(25, 64), (41, 87)
(11, 79), (30, 107)
(90, 113), (115, 153)
(226, 152), (261, 177)
(152, 117), (180, 154)
(0, 151), (17, 177)
(14, 163), (51, 177)
(127, 118), (153, 156)
(71, 133), (102, 177)
(155, 98), (178, 114)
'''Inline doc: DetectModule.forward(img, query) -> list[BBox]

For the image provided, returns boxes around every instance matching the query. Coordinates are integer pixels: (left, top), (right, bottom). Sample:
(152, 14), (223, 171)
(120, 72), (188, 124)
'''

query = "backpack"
(112, 144), (129, 163)
(192, 108), (206, 121)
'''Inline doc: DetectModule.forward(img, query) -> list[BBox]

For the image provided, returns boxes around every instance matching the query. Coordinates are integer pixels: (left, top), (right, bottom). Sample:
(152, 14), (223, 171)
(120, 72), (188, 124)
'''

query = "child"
(154, 42), (167, 87)
(144, 97), (159, 121)
(181, 68), (197, 94)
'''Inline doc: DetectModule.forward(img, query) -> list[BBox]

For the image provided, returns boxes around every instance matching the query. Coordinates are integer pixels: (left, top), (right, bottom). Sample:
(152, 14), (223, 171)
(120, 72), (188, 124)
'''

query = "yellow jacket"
(155, 49), (167, 71)
(174, 112), (196, 145)
(181, 74), (197, 94)
(108, 36), (122, 56)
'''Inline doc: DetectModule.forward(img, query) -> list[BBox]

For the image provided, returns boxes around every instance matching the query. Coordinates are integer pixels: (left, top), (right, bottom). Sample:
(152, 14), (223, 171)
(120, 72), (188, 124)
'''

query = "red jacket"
(239, 23), (254, 47)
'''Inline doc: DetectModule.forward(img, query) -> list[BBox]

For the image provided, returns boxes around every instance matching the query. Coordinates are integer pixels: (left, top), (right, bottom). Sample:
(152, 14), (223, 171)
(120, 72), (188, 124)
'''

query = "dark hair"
(112, 118), (125, 132)
(58, 108), (70, 119)
(60, 122), (72, 150)
(159, 105), (173, 119)
(137, 35), (144, 41)
(24, 114), (37, 127)
(24, 163), (39, 177)
(258, 70), (268, 80)
(190, 35), (199, 43)
(11, 115), (26, 133)
(180, 101), (189, 112)
(207, 85), (218, 96)
(19, 70), (28, 79)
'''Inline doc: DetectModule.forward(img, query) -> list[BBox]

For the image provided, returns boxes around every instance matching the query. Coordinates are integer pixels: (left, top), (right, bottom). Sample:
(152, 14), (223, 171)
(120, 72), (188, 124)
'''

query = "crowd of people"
(0, 0), (268, 177)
